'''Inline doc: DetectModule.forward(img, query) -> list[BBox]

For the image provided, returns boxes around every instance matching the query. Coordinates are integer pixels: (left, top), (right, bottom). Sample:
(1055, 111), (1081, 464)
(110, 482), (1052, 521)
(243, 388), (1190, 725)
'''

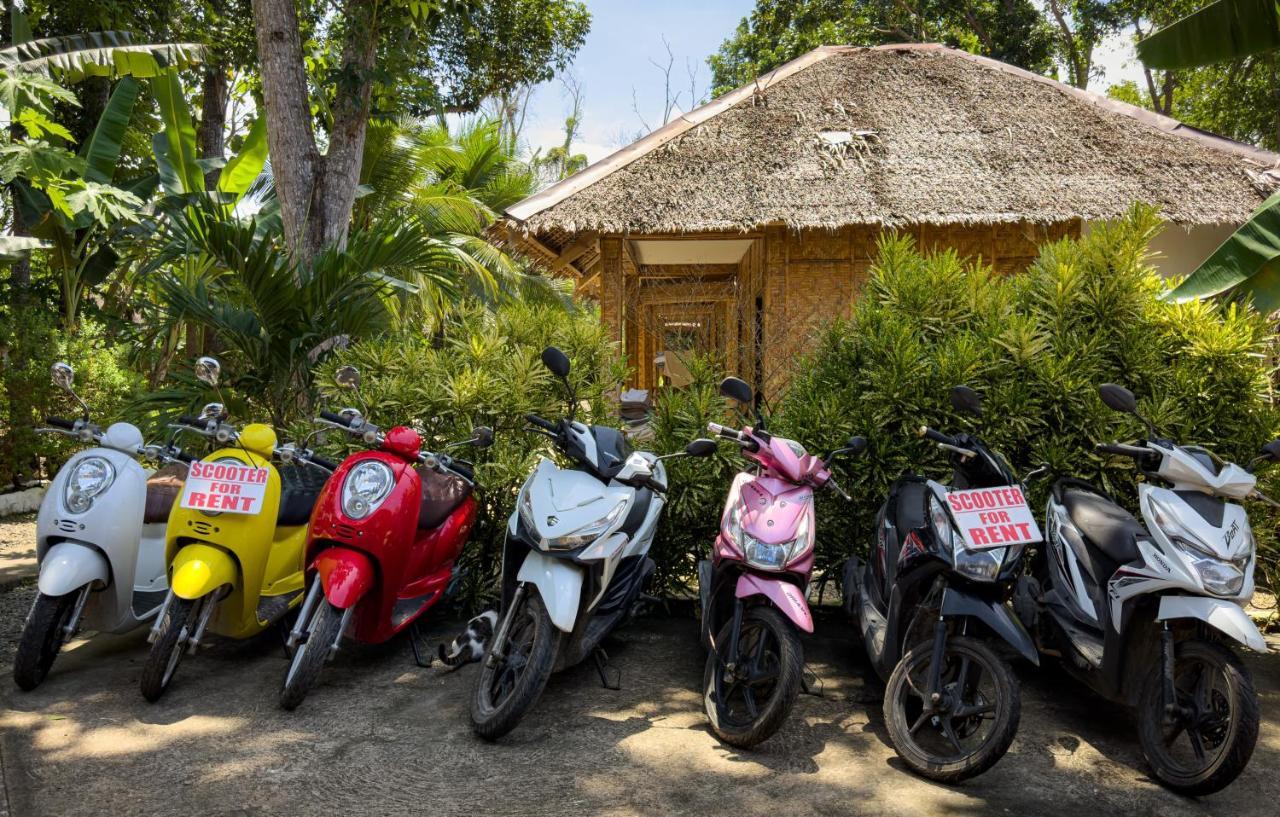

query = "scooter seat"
(416, 466), (472, 530)
(143, 463), (189, 524)
(1059, 482), (1143, 566)
(277, 464), (327, 526)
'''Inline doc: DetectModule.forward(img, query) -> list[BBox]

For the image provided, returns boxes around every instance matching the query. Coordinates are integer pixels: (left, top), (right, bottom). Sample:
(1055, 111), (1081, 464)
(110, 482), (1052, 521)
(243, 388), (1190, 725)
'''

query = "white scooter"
(13, 362), (193, 690)
(1013, 383), (1273, 795)
(469, 347), (715, 739)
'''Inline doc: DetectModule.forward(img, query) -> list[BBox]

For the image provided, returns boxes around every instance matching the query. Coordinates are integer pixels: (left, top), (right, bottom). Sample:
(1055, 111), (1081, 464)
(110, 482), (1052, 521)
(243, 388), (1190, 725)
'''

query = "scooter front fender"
(37, 541), (110, 597)
(941, 586), (1039, 666)
(735, 573), (813, 633)
(1158, 595), (1268, 653)
(314, 547), (376, 610)
(517, 549), (583, 633)
(170, 543), (238, 600)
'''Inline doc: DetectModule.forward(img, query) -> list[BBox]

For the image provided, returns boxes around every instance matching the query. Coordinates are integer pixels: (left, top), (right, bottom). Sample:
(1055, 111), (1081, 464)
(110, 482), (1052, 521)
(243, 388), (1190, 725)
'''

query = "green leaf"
(17, 108), (73, 141)
(151, 69), (203, 194)
(0, 235), (51, 262)
(0, 33), (203, 81)
(80, 76), (139, 184)
(80, 244), (120, 286)
(1137, 0), (1280, 70)
(1167, 189), (1280, 303)
(217, 115), (268, 200)
(10, 8), (33, 45)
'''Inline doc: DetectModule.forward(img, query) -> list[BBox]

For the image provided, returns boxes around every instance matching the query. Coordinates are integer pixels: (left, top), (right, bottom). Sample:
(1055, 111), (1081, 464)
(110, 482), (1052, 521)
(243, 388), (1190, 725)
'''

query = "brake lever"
(1252, 489), (1280, 510)
(937, 442), (975, 460)
(827, 477), (851, 501)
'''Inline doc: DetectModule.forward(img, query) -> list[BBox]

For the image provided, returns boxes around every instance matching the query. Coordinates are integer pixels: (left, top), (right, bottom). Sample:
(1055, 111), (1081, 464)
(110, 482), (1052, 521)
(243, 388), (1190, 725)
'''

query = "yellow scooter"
(141, 357), (334, 701)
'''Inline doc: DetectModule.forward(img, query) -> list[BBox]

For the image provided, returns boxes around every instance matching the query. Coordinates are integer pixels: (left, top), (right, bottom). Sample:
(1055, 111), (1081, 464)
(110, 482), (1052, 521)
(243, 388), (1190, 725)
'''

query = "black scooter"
(843, 386), (1041, 783)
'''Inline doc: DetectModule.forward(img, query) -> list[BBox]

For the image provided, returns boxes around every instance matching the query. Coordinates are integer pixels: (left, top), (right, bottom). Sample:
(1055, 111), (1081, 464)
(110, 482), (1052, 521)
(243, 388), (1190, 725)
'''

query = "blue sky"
(521, 1), (1146, 165)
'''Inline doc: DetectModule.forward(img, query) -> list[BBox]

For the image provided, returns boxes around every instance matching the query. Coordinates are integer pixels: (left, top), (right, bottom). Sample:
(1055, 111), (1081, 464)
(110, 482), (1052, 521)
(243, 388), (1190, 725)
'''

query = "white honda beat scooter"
(469, 347), (716, 739)
(1014, 383), (1274, 795)
(13, 362), (193, 690)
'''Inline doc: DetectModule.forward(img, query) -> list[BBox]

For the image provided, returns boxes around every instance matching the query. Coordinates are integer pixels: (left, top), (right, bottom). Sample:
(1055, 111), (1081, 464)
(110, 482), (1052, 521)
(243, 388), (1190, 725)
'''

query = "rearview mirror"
(685, 438), (718, 457)
(200, 402), (225, 420)
(719, 376), (754, 407)
(950, 385), (982, 416)
(335, 365), (361, 389)
(472, 426), (495, 449)
(195, 356), (221, 387)
(541, 346), (571, 379)
(845, 436), (868, 455)
(50, 361), (74, 391)
(1099, 384), (1137, 414)
(1261, 439), (1280, 463)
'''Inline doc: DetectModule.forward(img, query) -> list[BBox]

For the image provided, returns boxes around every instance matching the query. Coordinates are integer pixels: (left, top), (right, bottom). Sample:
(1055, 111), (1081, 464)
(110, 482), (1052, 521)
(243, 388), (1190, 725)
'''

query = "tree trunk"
(198, 60), (229, 191)
(251, 0), (321, 260)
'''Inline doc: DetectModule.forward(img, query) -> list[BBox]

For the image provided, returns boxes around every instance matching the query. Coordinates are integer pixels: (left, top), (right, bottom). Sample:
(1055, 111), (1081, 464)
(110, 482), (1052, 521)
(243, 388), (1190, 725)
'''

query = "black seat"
(416, 466), (472, 530)
(277, 464), (326, 526)
(1060, 483), (1143, 566)
(619, 487), (653, 537)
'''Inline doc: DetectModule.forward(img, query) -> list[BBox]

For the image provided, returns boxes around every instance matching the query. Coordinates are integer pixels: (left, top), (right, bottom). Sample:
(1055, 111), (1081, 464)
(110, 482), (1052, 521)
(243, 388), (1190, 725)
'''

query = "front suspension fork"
(485, 583), (527, 669)
(61, 584), (92, 641)
(1161, 622), (1178, 716)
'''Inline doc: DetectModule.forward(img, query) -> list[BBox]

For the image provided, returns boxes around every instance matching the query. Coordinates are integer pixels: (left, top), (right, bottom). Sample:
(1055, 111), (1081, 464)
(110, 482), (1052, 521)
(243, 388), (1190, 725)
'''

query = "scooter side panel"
(36, 446), (147, 632)
(735, 573), (813, 633)
(1157, 595), (1268, 652)
(517, 549), (584, 633)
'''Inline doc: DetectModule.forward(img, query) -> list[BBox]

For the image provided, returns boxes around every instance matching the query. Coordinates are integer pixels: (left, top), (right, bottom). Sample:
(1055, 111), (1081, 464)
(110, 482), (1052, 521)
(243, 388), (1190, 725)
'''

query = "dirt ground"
(0, 519), (1278, 817)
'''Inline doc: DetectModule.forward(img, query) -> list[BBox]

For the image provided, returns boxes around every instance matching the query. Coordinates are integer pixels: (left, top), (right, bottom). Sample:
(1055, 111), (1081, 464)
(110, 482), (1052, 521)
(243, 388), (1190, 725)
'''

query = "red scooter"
(279, 365), (493, 709)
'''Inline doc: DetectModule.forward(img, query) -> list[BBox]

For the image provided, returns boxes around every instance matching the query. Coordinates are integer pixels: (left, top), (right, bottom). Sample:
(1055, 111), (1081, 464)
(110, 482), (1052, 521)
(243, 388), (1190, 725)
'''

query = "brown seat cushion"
(144, 463), (189, 524)
(415, 466), (472, 530)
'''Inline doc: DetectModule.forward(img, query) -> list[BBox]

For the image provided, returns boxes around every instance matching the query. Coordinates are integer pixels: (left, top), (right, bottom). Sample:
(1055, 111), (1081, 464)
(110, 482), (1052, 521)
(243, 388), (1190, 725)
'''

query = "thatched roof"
(507, 44), (1279, 240)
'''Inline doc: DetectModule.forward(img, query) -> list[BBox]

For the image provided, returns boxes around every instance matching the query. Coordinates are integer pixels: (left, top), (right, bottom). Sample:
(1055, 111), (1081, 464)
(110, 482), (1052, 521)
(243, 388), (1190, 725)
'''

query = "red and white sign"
(180, 460), (269, 515)
(945, 486), (1042, 550)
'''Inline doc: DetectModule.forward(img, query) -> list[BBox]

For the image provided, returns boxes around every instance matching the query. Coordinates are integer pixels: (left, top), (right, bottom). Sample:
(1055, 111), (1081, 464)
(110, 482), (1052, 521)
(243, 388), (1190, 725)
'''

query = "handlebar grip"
(319, 410), (352, 428)
(175, 451), (197, 464)
(1096, 442), (1149, 458)
(450, 461), (475, 481)
(919, 426), (959, 447)
(177, 414), (203, 426)
(525, 413), (556, 432)
(44, 416), (75, 430)
(309, 454), (339, 471)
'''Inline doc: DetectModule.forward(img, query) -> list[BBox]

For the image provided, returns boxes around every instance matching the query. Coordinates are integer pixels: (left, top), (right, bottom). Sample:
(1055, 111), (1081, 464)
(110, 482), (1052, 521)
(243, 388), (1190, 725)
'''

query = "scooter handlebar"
(44, 416), (76, 431)
(318, 410), (352, 428)
(525, 413), (556, 432)
(308, 454), (339, 471)
(1096, 442), (1151, 459)
(918, 425), (958, 446)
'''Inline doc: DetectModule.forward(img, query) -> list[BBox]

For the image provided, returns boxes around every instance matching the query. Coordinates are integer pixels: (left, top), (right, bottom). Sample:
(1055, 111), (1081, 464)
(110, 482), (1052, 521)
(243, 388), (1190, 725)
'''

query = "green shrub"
(318, 299), (626, 608)
(655, 205), (1280, 595)
(0, 315), (144, 489)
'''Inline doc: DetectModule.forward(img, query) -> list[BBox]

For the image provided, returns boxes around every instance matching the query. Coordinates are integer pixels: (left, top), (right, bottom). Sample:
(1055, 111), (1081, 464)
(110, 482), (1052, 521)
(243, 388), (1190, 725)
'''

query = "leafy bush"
(0, 315), (144, 489)
(655, 205), (1280, 595)
(318, 298), (625, 608)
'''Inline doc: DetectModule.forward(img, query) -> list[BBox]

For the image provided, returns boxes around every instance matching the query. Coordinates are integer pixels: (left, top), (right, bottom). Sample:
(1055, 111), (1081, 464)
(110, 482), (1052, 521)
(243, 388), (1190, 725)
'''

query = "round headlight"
(342, 460), (395, 519)
(64, 456), (115, 514)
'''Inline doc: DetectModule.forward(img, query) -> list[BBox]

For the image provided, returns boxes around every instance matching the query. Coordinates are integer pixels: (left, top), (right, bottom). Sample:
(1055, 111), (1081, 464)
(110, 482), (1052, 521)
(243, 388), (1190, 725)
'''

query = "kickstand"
(593, 647), (622, 690)
(800, 665), (824, 697)
(408, 622), (433, 669)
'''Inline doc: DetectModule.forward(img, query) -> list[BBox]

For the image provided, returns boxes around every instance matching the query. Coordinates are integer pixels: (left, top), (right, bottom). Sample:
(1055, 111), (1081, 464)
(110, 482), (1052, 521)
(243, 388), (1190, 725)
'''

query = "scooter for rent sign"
(180, 460), (270, 514)
(945, 486), (1043, 550)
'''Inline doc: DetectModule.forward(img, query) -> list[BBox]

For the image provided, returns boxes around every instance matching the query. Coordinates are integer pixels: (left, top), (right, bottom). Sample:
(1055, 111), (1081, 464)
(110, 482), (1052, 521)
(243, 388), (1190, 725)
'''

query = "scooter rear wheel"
(884, 635), (1019, 783)
(13, 590), (79, 691)
(470, 589), (559, 740)
(1137, 638), (1258, 796)
(140, 596), (199, 702)
(703, 605), (803, 749)
(280, 599), (345, 711)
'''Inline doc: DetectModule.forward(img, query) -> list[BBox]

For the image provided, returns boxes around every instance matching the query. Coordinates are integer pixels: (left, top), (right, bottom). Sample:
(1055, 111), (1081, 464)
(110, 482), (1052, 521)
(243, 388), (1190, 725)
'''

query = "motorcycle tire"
(884, 635), (1020, 783)
(13, 590), (80, 691)
(470, 589), (560, 741)
(703, 605), (803, 749)
(280, 599), (345, 711)
(140, 596), (200, 702)
(1137, 638), (1258, 796)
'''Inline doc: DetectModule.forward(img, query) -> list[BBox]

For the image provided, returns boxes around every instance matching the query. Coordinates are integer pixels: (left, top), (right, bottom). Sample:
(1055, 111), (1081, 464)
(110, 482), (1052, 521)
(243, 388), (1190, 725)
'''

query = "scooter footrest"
(256, 590), (302, 626)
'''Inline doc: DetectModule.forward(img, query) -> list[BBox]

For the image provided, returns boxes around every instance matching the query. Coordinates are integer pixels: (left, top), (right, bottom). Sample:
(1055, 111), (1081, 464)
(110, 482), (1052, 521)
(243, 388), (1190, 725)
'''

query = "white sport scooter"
(1013, 383), (1274, 795)
(13, 362), (193, 690)
(469, 347), (715, 739)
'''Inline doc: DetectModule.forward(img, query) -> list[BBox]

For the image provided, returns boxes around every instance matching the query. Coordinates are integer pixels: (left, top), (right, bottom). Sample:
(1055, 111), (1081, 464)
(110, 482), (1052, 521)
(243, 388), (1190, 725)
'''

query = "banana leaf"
(152, 70), (203, 195)
(0, 32), (203, 80)
(80, 76), (139, 184)
(217, 116), (268, 201)
(1137, 0), (1280, 70)
(0, 235), (50, 261)
(1166, 189), (1280, 310)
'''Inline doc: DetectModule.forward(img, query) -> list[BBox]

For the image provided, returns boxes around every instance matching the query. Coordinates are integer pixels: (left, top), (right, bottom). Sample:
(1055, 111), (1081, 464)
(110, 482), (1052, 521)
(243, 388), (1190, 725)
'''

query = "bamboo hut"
(503, 44), (1280, 394)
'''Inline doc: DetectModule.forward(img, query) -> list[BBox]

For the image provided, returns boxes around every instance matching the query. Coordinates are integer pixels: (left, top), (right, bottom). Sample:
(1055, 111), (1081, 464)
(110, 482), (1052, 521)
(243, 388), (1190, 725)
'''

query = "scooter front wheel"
(703, 605), (803, 749)
(470, 589), (560, 740)
(280, 599), (345, 711)
(13, 590), (81, 690)
(140, 596), (200, 702)
(1136, 639), (1258, 796)
(884, 635), (1019, 783)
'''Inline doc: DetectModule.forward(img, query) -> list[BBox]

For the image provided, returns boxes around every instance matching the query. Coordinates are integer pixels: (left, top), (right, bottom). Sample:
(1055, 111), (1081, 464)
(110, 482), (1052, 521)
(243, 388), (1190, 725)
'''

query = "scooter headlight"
(1168, 534), (1248, 596)
(930, 494), (1003, 582)
(63, 456), (115, 514)
(541, 500), (628, 550)
(743, 515), (810, 571)
(341, 460), (395, 519)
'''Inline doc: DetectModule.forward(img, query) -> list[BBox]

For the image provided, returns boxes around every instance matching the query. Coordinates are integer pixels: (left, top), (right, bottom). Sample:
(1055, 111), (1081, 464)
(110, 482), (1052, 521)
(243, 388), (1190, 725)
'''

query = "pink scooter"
(697, 376), (866, 747)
